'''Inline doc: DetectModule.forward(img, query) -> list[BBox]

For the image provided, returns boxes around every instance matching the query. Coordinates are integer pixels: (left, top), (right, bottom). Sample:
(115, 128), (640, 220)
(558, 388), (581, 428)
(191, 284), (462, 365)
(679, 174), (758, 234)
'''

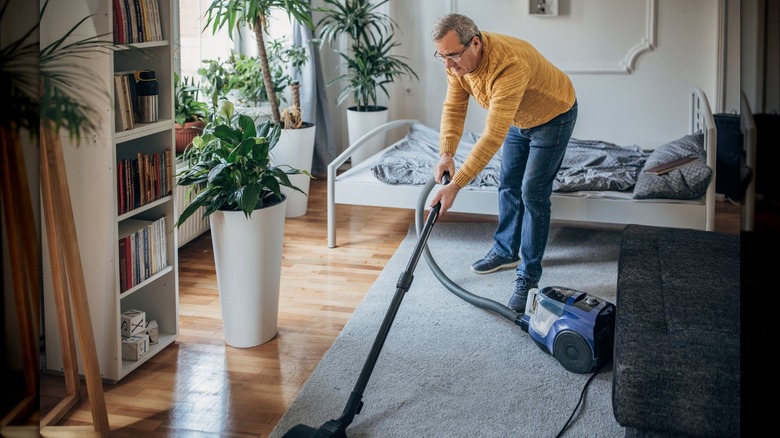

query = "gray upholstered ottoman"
(612, 225), (740, 437)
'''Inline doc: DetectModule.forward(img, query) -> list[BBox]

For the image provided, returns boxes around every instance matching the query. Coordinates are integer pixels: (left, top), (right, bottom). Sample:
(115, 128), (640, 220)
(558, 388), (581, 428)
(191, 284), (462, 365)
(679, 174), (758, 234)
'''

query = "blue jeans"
(490, 101), (577, 283)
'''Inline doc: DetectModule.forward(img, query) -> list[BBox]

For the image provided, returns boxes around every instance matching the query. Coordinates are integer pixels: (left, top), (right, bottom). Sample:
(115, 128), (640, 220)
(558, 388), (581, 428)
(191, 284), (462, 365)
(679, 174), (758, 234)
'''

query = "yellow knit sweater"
(440, 31), (576, 188)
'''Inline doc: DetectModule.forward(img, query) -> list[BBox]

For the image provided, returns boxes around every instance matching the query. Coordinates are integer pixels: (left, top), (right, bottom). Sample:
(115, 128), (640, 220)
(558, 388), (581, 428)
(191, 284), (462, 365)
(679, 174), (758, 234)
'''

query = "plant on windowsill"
(198, 38), (308, 124)
(174, 72), (209, 154)
(175, 100), (313, 347)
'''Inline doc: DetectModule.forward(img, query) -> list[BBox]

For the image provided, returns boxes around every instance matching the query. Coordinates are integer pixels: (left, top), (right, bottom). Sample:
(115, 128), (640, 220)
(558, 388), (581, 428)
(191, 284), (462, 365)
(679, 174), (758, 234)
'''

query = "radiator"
(175, 161), (210, 248)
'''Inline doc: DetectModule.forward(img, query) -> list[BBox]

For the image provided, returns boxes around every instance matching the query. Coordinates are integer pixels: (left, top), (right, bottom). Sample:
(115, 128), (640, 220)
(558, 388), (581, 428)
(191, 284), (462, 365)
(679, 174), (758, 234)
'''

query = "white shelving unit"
(42, 0), (178, 383)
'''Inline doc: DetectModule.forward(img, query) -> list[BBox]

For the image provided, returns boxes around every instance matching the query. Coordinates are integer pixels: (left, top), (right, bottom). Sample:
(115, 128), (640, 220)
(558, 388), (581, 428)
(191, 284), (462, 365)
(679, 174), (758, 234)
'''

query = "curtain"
(292, 10), (336, 177)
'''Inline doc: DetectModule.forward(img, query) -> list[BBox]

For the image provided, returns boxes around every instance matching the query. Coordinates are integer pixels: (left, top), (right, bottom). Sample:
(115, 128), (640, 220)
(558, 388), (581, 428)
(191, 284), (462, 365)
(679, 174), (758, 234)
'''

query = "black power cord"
(555, 359), (609, 437)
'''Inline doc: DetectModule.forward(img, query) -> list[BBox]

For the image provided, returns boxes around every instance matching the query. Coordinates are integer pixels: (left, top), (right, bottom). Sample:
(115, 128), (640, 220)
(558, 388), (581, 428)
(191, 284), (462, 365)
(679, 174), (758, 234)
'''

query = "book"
(643, 156), (698, 175)
(133, 0), (145, 42)
(125, 72), (139, 122)
(117, 74), (135, 130)
(119, 218), (154, 288)
(114, 75), (130, 131)
(149, 0), (162, 40)
(122, 0), (132, 42)
(119, 237), (128, 291)
(112, 0), (122, 43)
(138, 0), (150, 43)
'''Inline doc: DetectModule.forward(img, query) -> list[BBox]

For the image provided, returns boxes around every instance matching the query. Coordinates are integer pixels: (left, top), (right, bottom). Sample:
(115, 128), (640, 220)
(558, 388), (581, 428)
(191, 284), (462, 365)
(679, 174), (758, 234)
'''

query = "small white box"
(121, 309), (146, 337)
(122, 334), (149, 361)
(145, 320), (159, 345)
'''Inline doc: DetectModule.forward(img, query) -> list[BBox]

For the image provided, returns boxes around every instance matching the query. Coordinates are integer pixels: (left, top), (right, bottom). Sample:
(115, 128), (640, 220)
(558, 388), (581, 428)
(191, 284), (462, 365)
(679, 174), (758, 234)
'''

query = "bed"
(327, 87), (718, 248)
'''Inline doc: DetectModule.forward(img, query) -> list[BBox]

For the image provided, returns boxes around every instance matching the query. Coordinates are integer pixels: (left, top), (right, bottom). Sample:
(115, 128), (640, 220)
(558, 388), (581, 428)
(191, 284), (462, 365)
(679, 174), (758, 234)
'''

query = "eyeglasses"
(433, 36), (476, 63)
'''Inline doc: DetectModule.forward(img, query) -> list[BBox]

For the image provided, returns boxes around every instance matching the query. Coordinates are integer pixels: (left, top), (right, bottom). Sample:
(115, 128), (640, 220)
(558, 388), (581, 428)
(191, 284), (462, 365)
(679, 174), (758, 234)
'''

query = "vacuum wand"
(281, 175), (448, 438)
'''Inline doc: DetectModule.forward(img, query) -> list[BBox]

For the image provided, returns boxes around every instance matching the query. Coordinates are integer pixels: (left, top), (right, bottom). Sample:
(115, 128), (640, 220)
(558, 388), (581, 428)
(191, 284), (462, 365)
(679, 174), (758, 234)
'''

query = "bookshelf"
(41, 0), (178, 383)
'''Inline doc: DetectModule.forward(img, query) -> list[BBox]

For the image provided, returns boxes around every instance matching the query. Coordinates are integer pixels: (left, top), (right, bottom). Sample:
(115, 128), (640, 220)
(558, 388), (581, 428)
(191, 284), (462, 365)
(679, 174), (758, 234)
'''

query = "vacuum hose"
(415, 177), (524, 326)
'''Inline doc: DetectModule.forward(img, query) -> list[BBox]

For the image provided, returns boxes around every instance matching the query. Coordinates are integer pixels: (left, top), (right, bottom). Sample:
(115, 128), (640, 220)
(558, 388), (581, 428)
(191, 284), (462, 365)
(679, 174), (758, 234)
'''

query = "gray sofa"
(612, 224), (740, 437)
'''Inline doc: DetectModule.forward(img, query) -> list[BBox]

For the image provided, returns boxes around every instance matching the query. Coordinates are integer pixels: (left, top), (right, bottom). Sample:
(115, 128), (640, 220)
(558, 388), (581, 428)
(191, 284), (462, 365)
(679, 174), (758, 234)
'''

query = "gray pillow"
(633, 133), (712, 200)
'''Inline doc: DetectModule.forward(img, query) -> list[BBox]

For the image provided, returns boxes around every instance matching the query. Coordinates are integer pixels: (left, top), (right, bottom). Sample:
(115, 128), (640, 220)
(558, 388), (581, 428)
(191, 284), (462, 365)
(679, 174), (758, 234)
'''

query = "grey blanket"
(370, 123), (650, 192)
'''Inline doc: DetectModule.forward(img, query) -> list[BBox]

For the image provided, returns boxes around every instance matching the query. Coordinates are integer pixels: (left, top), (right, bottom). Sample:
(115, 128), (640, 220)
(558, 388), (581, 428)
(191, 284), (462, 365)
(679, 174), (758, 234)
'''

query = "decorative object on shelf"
(174, 72), (208, 154)
(175, 101), (312, 347)
(136, 69), (159, 123)
(315, 0), (419, 165)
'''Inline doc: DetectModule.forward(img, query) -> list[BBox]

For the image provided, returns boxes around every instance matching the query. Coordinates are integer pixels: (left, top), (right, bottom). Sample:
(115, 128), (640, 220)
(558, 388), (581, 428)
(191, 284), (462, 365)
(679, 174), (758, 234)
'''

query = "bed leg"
(327, 187), (336, 249)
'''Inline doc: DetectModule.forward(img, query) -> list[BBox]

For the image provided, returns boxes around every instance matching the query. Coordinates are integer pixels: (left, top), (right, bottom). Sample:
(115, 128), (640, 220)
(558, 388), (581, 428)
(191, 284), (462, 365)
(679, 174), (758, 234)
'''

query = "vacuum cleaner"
(413, 176), (616, 375)
(282, 174), (615, 437)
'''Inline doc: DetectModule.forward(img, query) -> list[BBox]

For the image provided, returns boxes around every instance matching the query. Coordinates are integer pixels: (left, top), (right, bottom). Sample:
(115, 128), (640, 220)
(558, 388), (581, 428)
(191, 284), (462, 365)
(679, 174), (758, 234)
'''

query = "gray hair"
(431, 14), (480, 45)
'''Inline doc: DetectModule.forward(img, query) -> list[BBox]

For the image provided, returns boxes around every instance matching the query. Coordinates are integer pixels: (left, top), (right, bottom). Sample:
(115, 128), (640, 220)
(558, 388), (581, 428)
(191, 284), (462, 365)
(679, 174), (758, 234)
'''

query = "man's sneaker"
(508, 276), (538, 312)
(471, 250), (520, 274)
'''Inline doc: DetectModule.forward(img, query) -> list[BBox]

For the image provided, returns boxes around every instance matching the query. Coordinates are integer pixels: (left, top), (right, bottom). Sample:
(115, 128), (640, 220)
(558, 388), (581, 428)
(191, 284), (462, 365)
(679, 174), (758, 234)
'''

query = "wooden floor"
(36, 178), (745, 437)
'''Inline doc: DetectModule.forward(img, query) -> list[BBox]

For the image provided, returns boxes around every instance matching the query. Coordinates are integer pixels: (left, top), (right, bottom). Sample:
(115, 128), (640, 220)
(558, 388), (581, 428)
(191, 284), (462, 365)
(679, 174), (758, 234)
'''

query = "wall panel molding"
(451, 0), (658, 75)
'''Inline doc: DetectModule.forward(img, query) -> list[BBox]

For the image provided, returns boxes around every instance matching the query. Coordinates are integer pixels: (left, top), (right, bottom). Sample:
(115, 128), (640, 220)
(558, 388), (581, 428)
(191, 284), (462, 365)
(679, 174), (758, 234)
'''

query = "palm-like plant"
(203, 0), (314, 125)
(2, 0), (113, 141)
(332, 33), (417, 111)
(316, 0), (418, 111)
(316, 0), (394, 45)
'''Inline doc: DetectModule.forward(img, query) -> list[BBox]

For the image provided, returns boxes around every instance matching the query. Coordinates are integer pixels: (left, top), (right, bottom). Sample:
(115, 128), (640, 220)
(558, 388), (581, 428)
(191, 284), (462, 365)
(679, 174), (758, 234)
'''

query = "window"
(176, 0), (293, 83)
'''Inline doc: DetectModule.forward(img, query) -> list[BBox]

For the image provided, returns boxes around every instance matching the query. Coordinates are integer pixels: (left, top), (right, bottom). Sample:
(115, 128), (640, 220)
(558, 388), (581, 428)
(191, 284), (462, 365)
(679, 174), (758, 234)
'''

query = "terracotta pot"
(175, 120), (206, 154)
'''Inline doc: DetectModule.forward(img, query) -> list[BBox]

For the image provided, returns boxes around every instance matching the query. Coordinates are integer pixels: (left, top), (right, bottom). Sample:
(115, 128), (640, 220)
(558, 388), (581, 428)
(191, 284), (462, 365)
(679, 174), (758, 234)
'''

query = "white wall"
(317, 0), (728, 151)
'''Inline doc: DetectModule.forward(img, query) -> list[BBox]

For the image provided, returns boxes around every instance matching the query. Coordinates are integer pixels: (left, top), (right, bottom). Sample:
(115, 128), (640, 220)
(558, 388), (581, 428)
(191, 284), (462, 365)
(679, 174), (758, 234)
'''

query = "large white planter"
(271, 123), (316, 217)
(347, 106), (389, 166)
(209, 200), (286, 348)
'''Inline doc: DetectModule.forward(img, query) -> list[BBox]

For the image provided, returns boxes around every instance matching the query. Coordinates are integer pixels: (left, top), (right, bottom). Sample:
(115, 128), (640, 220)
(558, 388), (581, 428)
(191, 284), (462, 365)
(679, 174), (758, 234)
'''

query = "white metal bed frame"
(327, 87), (718, 248)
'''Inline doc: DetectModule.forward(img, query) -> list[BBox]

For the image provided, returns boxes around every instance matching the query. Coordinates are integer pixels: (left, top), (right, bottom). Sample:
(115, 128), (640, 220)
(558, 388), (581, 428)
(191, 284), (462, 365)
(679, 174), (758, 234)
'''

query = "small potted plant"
(174, 73), (209, 154)
(175, 101), (312, 347)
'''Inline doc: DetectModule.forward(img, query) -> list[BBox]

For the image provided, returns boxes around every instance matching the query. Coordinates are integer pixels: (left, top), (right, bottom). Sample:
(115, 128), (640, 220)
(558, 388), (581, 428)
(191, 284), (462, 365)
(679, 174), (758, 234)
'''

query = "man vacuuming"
(429, 13), (578, 312)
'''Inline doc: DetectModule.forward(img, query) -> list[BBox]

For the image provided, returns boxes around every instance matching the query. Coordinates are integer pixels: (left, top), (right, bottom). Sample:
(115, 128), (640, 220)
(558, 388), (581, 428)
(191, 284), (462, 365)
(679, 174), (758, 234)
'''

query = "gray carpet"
(270, 222), (626, 437)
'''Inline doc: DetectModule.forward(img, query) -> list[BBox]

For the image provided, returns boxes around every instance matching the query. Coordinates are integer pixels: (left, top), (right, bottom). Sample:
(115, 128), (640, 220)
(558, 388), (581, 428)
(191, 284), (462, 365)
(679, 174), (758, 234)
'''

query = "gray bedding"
(370, 123), (650, 192)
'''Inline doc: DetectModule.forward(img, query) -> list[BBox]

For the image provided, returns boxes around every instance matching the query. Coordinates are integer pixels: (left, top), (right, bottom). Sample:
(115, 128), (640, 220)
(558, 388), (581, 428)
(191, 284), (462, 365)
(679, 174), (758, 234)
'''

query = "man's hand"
(434, 153), (455, 184)
(431, 152), (459, 216)
(430, 182), (460, 217)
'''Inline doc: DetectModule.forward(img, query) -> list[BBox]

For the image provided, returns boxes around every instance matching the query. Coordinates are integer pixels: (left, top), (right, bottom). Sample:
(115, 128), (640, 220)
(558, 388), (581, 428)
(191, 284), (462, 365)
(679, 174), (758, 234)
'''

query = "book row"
(117, 149), (173, 215)
(113, 0), (163, 44)
(118, 216), (168, 293)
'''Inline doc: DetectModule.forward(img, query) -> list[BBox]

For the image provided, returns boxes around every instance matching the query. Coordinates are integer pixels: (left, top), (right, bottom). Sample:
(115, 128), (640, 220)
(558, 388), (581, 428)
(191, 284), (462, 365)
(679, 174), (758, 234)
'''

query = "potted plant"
(198, 38), (308, 124)
(316, 0), (418, 164)
(176, 101), (312, 347)
(203, 1), (318, 216)
(174, 72), (209, 154)
(203, 0), (314, 125)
